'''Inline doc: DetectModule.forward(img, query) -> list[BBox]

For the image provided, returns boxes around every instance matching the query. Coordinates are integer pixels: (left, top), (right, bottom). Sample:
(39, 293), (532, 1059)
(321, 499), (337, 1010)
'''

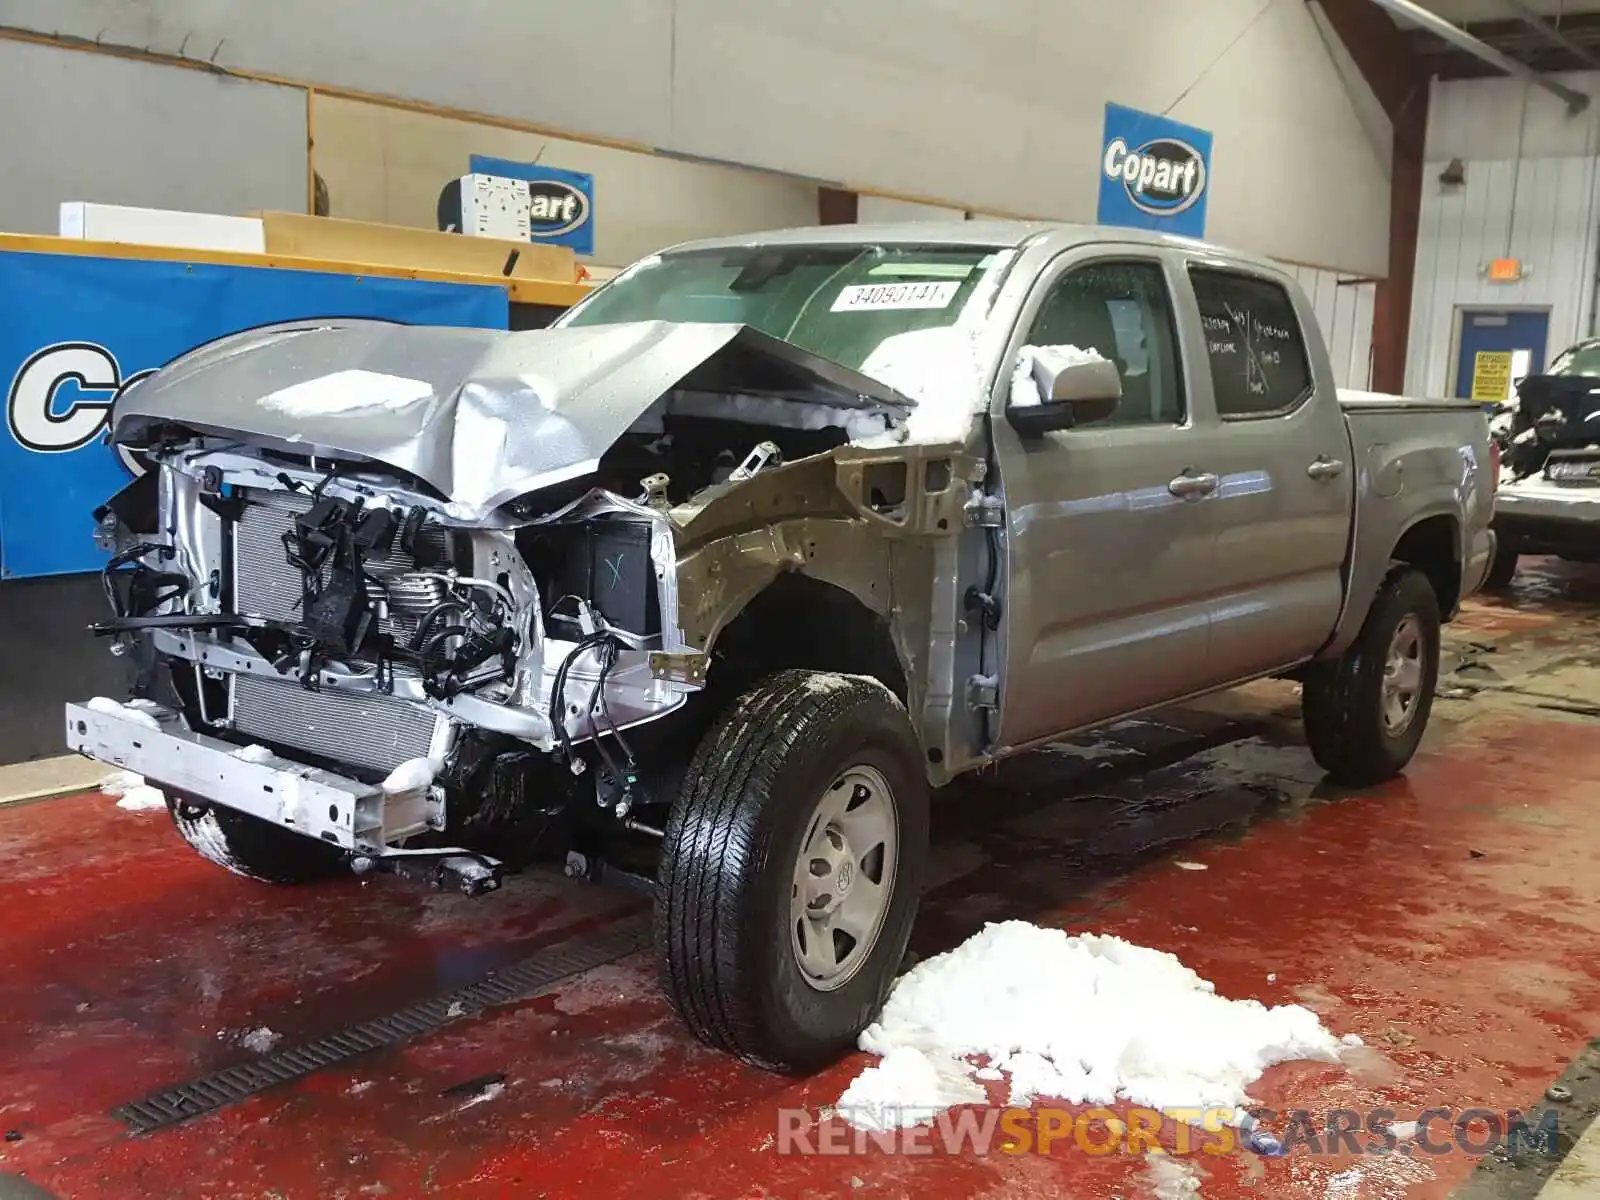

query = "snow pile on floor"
(99, 770), (166, 812)
(239, 1026), (281, 1053)
(837, 920), (1353, 1131)
(836, 1047), (987, 1132)
(1142, 1152), (1205, 1199)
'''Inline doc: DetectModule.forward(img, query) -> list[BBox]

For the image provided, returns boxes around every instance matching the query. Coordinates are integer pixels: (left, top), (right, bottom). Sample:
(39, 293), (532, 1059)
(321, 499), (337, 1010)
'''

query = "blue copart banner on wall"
(469, 154), (595, 256)
(1097, 103), (1213, 239)
(0, 252), (508, 580)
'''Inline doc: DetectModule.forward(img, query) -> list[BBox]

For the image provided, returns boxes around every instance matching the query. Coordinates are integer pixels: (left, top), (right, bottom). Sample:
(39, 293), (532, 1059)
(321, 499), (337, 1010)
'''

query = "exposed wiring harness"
(406, 590), (517, 700)
(100, 541), (185, 618)
(547, 616), (641, 807)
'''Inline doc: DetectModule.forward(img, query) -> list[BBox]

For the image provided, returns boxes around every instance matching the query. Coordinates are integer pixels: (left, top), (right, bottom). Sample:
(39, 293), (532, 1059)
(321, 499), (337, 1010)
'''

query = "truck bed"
(1337, 388), (1483, 413)
(1328, 387), (1497, 649)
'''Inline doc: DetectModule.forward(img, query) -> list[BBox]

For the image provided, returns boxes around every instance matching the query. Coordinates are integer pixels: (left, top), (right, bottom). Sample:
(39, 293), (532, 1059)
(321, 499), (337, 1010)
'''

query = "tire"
(655, 669), (929, 1073)
(167, 793), (350, 884)
(1484, 541), (1519, 589)
(1302, 567), (1441, 787)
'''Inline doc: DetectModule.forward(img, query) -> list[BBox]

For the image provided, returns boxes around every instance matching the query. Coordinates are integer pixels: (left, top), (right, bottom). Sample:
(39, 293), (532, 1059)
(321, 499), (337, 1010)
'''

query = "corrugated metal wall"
(1406, 156), (1600, 397)
(1287, 265), (1377, 390)
(1405, 74), (1600, 398)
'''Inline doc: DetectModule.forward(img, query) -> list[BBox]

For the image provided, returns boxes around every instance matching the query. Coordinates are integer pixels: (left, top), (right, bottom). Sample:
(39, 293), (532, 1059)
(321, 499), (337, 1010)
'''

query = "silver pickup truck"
(68, 222), (1494, 1072)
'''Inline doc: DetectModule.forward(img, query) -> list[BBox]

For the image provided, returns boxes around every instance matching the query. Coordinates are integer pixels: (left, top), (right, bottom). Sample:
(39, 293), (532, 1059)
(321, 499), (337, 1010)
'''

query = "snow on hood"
(857, 326), (989, 445)
(110, 318), (912, 519)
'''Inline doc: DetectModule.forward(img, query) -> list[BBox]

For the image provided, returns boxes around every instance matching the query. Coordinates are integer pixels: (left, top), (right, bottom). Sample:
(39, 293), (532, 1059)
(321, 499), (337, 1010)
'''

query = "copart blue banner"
(1097, 103), (1213, 240)
(469, 155), (596, 257)
(0, 252), (508, 580)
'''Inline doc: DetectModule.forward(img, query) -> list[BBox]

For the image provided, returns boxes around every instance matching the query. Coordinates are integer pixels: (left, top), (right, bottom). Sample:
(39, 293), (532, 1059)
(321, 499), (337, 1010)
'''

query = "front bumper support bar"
(64, 702), (502, 894)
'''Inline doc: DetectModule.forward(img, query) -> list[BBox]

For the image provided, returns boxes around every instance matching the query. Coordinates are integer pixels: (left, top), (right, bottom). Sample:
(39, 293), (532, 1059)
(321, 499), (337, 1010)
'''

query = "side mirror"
(1005, 348), (1122, 437)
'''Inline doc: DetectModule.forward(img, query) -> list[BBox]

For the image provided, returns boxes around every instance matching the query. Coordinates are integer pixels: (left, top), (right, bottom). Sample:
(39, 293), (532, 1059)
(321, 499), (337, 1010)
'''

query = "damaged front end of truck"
(67, 315), (982, 894)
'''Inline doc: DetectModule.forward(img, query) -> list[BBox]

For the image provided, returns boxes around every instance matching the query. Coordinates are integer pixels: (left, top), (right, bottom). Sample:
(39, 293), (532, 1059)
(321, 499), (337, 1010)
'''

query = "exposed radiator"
(232, 488), (452, 648)
(230, 489), (450, 774)
(231, 674), (440, 777)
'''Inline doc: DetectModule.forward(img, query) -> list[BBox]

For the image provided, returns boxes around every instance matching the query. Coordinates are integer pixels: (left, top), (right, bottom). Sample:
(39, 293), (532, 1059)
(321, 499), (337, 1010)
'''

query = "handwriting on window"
(1204, 300), (1295, 394)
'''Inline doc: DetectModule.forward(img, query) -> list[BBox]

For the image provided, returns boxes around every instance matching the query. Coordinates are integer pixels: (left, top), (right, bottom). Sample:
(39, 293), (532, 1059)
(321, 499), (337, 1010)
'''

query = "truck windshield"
(1548, 342), (1600, 376)
(560, 245), (1006, 372)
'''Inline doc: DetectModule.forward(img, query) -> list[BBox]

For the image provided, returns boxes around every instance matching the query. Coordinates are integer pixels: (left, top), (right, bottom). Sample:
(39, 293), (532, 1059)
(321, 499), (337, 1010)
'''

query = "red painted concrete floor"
(1, 560), (1598, 1199)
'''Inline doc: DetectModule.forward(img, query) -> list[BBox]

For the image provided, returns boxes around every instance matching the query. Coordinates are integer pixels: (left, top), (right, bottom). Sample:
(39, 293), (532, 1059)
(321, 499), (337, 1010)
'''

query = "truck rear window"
(1189, 269), (1313, 418)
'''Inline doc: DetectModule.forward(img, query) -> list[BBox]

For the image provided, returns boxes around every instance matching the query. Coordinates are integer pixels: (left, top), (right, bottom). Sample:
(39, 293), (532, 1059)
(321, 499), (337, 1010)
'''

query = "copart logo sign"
(528, 179), (591, 239)
(6, 341), (154, 475)
(1102, 136), (1206, 217)
(1096, 102), (1213, 239)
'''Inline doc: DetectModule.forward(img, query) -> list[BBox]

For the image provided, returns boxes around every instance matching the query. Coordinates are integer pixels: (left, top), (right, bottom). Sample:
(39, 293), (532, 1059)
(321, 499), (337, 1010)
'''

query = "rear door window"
(1189, 269), (1313, 418)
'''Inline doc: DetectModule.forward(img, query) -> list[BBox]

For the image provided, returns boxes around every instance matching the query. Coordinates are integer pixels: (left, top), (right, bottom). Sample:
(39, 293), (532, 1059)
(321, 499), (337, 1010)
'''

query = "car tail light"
(1489, 438), (1502, 492)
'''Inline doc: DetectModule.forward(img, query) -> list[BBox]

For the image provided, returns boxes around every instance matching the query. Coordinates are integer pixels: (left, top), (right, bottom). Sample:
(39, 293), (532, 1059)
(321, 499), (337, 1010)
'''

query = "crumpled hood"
(111, 317), (911, 517)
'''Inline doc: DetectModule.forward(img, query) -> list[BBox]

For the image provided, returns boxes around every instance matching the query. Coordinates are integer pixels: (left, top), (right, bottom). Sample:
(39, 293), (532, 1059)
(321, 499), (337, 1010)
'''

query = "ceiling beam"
(1312, 0), (1434, 392)
(1369, 0), (1589, 111)
(1403, 10), (1600, 74)
(1498, 0), (1600, 72)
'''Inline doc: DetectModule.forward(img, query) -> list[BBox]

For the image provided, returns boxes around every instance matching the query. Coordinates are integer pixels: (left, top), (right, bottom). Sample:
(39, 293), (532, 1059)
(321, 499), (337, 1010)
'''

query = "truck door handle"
(1168, 470), (1219, 499)
(1307, 456), (1346, 481)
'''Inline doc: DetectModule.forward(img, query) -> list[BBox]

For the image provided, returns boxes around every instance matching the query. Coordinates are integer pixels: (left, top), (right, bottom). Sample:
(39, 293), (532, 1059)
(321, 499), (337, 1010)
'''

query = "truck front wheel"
(655, 670), (929, 1073)
(1302, 567), (1441, 787)
(168, 794), (351, 884)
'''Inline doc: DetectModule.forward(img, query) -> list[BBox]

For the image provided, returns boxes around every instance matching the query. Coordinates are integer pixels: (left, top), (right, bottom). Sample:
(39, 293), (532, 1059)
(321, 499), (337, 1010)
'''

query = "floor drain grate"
(112, 915), (652, 1135)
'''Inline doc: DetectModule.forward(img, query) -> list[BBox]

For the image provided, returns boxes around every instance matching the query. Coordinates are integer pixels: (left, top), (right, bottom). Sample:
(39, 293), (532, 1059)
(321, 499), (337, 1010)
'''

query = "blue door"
(1454, 309), (1549, 403)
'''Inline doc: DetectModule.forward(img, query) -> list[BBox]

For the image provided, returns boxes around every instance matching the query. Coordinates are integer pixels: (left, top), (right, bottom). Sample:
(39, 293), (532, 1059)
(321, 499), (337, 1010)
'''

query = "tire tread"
(1303, 566), (1441, 787)
(655, 670), (924, 1071)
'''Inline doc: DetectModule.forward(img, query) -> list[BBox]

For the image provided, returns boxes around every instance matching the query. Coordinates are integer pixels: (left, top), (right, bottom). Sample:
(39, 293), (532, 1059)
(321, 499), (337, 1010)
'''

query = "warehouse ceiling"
(1396, 0), (1600, 76)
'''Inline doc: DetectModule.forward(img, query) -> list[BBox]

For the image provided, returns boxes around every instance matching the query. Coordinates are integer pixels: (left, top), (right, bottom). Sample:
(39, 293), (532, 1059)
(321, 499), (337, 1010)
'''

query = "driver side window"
(1023, 260), (1186, 427)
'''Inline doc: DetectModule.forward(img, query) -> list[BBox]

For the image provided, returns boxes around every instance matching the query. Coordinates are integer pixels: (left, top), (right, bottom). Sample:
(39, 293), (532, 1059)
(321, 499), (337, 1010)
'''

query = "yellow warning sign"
(1471, 350), (1513, 402)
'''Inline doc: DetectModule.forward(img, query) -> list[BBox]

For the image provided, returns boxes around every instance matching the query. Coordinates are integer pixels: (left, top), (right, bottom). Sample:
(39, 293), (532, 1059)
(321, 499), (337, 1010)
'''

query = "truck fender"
(1322, 507), (1462, 660)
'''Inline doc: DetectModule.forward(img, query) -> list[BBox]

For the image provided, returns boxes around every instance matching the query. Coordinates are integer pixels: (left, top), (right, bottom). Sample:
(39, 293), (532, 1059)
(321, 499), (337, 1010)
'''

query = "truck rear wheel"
(1484, 541), (1519, 589)
(167, 794), (350, 884)
(1302, 567), (1441, 787)
(655, 670), (929, 1073)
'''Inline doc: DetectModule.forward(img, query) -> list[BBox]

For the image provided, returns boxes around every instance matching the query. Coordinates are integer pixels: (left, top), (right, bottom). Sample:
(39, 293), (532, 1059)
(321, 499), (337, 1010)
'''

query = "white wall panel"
(1407, 75), (1600, 397)
(857, 197), (968, 223)
(1426, 73), (1600, 163)
(1405, 157), (1600, 397)
(0, 0), (1392, 274)
(1287, 265), (1376, 390)
(314, 97), (820, 268)
(0, 37), (306, 234)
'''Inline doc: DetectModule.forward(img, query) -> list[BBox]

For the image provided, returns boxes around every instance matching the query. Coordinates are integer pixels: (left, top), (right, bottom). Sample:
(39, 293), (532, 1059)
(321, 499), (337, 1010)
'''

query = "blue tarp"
(0, 252), (508, 579)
